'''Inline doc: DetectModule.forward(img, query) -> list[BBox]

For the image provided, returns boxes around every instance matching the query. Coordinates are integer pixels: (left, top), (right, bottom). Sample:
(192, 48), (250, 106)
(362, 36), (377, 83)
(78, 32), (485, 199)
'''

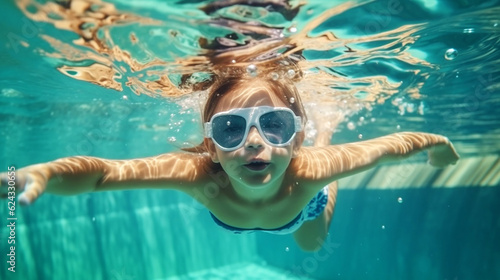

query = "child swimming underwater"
(0, 74), (459, 252)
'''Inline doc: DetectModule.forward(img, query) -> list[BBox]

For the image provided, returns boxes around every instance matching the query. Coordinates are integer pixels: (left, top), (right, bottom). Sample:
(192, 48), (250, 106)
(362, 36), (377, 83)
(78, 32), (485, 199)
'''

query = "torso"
(190, 166), (321, 230)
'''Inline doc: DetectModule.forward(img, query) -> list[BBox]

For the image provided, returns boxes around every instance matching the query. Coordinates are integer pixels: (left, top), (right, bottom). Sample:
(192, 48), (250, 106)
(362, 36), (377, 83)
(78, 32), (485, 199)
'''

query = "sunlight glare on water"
(3, 0), (500, 155)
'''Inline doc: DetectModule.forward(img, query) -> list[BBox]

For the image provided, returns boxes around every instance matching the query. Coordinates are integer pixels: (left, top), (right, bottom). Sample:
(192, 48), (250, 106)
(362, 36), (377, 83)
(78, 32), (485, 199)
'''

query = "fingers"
(428, 143), (460, 168)
(0, 172), (24, 198)
(0, 174), (6, 198)
(0, 178), (8, 198)
(18, 173), (47, 206)
(449, 143), (460, 164)
(0, 169), (47, 206)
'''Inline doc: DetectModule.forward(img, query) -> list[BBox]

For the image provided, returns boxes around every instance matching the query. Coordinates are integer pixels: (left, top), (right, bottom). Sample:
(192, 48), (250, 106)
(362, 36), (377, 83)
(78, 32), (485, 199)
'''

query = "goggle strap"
(204, 122), (212, 138)
(295, 116), (303, 132)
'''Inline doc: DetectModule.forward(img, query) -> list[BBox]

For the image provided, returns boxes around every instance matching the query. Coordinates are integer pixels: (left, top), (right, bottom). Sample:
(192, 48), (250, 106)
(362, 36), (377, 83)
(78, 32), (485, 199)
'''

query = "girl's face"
(205, 81), (299, 188)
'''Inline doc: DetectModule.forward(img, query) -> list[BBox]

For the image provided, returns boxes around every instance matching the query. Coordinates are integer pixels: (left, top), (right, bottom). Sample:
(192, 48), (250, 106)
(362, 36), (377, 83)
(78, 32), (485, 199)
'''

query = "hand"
(428, 142), (460, 168)
(0, 164), (51, 206)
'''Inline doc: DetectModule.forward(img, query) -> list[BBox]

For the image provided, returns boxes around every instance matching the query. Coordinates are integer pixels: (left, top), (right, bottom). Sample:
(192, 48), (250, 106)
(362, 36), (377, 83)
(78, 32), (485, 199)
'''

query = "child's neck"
(228, 174), (285, 203)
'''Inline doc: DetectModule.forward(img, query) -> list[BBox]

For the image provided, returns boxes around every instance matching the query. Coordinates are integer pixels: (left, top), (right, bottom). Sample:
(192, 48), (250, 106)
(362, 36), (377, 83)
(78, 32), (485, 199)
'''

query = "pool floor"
(164, 262), (316, 280)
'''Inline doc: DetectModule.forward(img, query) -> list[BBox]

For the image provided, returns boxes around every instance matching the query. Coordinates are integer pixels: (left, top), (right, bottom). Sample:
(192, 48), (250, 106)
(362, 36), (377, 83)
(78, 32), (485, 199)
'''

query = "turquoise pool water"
(0, 0), (499, 279)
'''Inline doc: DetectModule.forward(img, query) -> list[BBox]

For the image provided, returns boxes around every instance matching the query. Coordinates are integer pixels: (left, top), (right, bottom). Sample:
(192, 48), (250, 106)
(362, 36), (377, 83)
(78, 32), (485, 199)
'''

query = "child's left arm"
(292, 132), (459, 185)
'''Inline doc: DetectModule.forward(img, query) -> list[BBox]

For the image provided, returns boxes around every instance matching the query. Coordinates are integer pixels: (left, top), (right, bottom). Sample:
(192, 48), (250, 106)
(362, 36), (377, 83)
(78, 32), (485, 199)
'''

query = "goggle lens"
(259, 111), (295, 145)
(212, 115), (246, 149)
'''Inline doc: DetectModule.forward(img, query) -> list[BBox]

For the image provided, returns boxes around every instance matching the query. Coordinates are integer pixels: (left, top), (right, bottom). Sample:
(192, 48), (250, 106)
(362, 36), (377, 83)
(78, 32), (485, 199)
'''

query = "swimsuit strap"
(209, 211), (303, 234)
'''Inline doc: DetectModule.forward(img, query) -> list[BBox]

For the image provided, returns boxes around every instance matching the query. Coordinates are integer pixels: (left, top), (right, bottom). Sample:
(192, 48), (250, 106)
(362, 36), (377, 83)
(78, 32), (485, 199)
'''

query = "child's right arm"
(0, 153), (211, 206)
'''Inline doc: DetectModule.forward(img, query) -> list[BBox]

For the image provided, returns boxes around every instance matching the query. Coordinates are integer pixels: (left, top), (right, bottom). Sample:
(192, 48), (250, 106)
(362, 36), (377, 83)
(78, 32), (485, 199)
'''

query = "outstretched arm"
(291, 132), (459, 187)
(0, 153), (212, 205)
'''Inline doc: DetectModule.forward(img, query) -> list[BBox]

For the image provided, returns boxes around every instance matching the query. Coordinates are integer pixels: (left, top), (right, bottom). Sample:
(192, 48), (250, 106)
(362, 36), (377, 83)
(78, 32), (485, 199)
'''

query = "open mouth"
(244, 161), (270, 171)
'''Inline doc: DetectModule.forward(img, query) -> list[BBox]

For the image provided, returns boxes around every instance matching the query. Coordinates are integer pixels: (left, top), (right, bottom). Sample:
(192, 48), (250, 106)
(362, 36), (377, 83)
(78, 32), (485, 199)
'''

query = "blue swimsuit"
(210, 186), (329, 235)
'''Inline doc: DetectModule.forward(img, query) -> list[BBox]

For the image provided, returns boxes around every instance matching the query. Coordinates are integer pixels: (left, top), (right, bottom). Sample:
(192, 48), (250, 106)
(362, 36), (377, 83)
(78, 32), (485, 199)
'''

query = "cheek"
(272, 146), (294, 162)
(272, 148), (293, 174)
(217, 151), (240, 172)
(216, 150), (230, 164)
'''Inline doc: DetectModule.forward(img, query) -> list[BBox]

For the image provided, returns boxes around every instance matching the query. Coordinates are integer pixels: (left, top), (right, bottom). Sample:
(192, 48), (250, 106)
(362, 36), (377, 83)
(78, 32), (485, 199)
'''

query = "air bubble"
(396, 125), (401, 130)
(231, 59), (236, 63)
(246, 64), (257, 76)
(122, 95), (128, 100)
(358, 134), (363, 139)
(444, 48), (458, 60)
(289, 97), (295, 104)
(287, 25), (297, 33)
(347, 122), (356, 130)
(270, 72), (279, 81)
(285, 247), (290, 252)
(168, 137), (176, 143)
(287, 69), (296, 78)
(398, 197), (403, 203)
(226, 121), (231, 126)
(381, 225), (385, 229)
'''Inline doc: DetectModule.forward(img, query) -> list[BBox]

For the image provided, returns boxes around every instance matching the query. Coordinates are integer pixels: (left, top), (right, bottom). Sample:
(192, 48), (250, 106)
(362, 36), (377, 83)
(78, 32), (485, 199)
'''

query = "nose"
(244, 126), (265, 150)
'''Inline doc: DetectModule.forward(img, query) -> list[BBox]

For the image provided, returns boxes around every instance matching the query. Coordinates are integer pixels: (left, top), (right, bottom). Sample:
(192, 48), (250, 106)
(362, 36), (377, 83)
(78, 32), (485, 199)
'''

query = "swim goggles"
(204, 106), (302, 151)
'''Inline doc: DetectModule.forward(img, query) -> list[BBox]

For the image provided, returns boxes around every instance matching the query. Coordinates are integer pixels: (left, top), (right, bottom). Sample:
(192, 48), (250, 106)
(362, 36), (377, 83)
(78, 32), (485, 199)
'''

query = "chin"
(244, 173), (275, 186)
